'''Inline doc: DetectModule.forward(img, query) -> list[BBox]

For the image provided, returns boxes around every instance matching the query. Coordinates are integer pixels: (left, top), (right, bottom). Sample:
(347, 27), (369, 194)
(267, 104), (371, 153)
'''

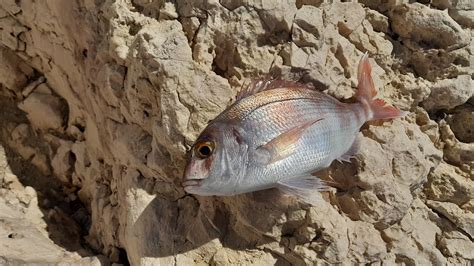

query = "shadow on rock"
(2, 146), (94, 257)
(130, 186), (301, 263)
(0, 99), (94, 258)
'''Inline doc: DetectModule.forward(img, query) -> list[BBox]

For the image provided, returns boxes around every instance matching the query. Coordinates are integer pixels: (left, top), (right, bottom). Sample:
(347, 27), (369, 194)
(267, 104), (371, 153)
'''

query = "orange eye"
(194, 141), (215, 159)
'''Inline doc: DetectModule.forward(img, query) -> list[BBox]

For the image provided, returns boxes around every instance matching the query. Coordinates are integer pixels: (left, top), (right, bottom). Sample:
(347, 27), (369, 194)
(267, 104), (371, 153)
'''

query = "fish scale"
(235, 96), (362, 192)
(183, 54), (406, 205)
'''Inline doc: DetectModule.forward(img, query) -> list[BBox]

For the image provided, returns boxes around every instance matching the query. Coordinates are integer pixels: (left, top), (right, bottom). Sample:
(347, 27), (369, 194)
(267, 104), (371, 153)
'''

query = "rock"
(0, 216), (76, 263)
(332, 119), (442, 229)
(381, 199), (447, 265)
(422, 75), (474, 111)
(0, 11), (29, 51)
(462, 200), (474, 212)
(348, 222), (387, 261)
(255, 1), (297, 34)
(366, 9), (390, 33)
(347, 20), (394, 55)
(425, 162), (474, 206)
(292, 5), (324, 48)
(0, 47), (33, 95)
(306, 203), (350, 263)
(51, 142), (74, 183)
(440, 121), (474, 171)
(381, 70), (431, 110)
(295, 0), (323, 8)
(189, 4), (278, 76)
(450, 10), (474, 28)
(280, 43), (310, 68)
(0, 0), (473, 264)
(0, 145), (101, 264)
(180, 16), (200, 45)
(427, 200), (474, 239)
(414, 107), (441, 145)
(438, 231), (474, 259)
(390, 3), (470, 49)
(160, 2), (178, 20)
(18, 91), (66, 132)
(210, 248), (277, 265)
(447, 105), (474, 143)
(130, 0), (164, 18)
(432, 0), (474, 10)
(326, 2), (365, 37)
(109, 123), (152, 165)
(359, 0), (407, 13)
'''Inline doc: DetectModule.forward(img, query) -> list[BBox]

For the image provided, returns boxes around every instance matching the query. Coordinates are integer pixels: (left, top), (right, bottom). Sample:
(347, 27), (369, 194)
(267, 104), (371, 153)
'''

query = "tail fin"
(355, 53), (407, 120)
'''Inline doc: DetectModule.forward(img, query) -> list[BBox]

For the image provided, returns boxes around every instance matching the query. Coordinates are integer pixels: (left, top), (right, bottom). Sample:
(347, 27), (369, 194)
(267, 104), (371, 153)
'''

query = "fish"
(182, 54), (407, 205)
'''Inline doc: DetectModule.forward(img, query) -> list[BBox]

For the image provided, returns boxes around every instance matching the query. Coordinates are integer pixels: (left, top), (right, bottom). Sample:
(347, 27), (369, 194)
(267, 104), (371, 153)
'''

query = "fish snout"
(183, 158), (210, 181)
(182, 162), (205, 191)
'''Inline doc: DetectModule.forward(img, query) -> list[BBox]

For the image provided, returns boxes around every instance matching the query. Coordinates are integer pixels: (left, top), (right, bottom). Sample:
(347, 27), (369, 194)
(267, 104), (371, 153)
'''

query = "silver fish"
(183, 54), (406, 204)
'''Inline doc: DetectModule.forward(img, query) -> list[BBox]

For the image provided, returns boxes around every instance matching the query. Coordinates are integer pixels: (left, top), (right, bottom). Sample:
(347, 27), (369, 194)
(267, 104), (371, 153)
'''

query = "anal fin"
(277, 175), (329, 205)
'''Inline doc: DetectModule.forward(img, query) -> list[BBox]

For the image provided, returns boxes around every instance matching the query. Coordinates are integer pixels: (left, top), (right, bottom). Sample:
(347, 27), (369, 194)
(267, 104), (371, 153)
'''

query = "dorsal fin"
(236, 78), (312, 100)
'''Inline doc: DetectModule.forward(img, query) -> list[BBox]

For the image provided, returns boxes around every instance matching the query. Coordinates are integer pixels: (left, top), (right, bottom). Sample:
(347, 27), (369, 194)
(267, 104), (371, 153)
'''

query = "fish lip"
(182, 179), (203, 188)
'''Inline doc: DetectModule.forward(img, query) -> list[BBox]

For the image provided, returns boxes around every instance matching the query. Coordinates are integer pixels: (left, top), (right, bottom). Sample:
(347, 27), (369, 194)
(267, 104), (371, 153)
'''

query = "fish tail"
(355, 53), (407, 120)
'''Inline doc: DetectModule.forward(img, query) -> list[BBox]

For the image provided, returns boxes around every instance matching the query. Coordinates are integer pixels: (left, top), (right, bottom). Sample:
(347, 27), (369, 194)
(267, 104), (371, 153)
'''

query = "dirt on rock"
(0, 0), (473, 265)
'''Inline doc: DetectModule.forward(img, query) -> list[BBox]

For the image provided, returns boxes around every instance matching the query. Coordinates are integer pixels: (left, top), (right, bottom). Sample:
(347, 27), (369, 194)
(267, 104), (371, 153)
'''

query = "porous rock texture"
(0, 0), (473, 264)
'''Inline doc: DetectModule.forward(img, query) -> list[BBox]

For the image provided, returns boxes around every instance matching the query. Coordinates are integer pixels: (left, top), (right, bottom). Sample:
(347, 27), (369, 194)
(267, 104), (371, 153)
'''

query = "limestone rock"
(390, 3), (470, 49)
(381, 199), (447, 265)
(210, 248), (277, 265)
(347, 20), (393, 55)
(0, 145), (104, 264)
(18, 91), (66, 132)
(440, 121), (474, 171)
(295, 0), (323, 8)
(0, 0), (473, 264)
(332, 119), (442, 229)
(414, 107), (441, 145)
(438, 230), (474, 259)
(425, 162), (474, 206)
(359, 0), (407, 13)
(0, 47), (33, 94)
(450, 10), (474, 28)
(292, 5), (324, 48)
(432, 0), (474, 10)
(447, 105), (474, 143)
(326, 2), (365, 37)
(426, 200), (474, 238)
(254, 1), (297, 34)
(422, 75), (474, 111)
(366, 9), (390, 33)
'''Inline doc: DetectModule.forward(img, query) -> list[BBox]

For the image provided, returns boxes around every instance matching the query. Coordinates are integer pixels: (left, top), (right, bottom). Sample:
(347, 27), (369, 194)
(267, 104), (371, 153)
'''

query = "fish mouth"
(182, 179), (203, 191)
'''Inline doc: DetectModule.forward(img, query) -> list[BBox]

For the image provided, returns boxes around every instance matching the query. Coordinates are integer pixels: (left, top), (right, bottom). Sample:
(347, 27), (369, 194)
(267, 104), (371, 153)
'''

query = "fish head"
(183, 122), (248, 195)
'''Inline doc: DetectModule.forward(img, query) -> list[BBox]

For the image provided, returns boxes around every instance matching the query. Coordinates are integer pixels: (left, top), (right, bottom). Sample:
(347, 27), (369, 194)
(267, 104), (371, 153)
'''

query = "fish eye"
(194, 141), (215, 159)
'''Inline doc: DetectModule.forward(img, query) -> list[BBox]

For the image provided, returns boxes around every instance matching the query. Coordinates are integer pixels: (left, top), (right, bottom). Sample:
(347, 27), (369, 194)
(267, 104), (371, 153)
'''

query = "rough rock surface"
(0, 145), (106, 264)
(0, 0), (473, 264)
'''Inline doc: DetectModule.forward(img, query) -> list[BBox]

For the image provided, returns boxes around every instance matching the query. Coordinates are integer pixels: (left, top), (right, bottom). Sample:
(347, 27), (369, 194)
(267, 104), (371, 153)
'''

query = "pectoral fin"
(277, 175), (329, 205)
(255, 118), (324, 165)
